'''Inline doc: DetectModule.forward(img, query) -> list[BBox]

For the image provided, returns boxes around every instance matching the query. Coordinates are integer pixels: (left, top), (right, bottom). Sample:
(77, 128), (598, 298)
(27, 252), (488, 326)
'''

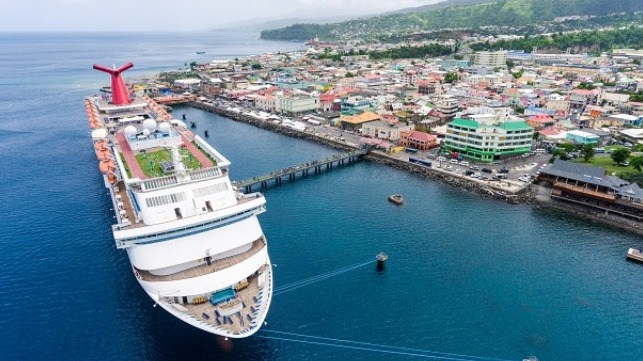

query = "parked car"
(465, 170), (474, 176)
(498, 168), (509, 174)
(470, 165), (480, 170)
(460, 161), (470, 166)
(481, 168), (492, 173)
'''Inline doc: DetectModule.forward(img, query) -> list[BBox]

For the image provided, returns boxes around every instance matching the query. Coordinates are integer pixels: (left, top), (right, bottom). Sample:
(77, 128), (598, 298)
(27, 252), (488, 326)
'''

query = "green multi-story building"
(444, 117), (534, 162)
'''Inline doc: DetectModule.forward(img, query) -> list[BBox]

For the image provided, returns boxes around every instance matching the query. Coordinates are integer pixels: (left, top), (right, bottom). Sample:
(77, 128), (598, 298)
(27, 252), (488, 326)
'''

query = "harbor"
(189, 100), (535, 203)
(2, 32), (643, 361)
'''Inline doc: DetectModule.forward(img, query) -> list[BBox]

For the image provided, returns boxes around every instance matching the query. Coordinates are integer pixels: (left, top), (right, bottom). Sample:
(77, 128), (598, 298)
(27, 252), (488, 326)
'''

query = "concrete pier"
(233, 148), (369, 193)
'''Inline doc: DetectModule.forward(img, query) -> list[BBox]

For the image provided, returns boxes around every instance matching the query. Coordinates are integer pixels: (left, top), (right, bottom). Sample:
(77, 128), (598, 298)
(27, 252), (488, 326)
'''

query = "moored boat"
(388, 194), (403, 205)
(626, 248), (643, 263)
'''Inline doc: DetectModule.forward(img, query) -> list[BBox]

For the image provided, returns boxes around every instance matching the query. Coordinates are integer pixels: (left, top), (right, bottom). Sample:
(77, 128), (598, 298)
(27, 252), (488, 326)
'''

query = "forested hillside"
(260, 0), (643, 41)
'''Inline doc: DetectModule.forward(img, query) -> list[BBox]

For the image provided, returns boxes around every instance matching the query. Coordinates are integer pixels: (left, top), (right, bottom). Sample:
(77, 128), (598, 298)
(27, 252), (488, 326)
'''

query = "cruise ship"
(86, 63), (273, 338)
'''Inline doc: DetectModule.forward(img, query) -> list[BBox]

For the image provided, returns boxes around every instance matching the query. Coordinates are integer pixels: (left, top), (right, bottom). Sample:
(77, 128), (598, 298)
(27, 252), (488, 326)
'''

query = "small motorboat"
(388, 194), (403, 205)
(626, 248), (643, 263)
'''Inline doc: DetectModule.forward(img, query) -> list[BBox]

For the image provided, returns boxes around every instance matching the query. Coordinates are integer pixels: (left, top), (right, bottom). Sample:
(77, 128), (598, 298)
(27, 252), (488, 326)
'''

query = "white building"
(274, 94), (319, 115)
(546, 94), (570, 114)
(473, 51), (508, 68)
(619, 128), (643, 145)
(362, 120), (414, 141)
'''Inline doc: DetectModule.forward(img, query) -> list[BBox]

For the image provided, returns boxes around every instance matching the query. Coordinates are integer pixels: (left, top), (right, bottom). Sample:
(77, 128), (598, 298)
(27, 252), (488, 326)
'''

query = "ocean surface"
(0, 32), (642, 361)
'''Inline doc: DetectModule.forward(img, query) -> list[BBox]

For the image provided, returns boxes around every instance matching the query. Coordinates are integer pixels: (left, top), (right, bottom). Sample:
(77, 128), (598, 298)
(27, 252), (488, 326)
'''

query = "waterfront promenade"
(189, 100), (533, 202)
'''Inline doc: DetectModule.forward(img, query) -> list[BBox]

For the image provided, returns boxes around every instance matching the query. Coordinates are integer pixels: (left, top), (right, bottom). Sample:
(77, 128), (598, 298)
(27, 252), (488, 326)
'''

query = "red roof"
(404, 130), (436, 142)
(528, 114), (556, 123)
(538, 126), (563, 136)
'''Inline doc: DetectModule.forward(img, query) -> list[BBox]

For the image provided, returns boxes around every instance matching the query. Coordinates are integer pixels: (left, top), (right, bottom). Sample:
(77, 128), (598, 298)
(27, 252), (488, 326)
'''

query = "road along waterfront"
(189, 100), (536, 204)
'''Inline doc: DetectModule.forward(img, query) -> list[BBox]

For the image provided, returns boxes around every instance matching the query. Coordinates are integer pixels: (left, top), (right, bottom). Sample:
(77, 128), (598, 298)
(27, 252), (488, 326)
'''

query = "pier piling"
(376, 252), (388, 271)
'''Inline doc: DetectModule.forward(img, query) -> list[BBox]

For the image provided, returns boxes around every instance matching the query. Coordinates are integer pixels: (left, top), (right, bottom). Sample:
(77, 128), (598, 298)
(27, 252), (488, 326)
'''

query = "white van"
(534, 149), (546, 154)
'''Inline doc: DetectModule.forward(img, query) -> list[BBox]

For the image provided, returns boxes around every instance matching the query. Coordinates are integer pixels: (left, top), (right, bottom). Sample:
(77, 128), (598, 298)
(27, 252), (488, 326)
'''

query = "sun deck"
(114, 130), (215, 180)
(176, 272), (269, 335)
(135, 237), (266, 282)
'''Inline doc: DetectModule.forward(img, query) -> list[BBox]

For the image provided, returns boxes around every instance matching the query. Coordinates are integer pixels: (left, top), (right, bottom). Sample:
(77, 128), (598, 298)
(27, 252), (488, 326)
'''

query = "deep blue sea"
(1, 32), (642, 361)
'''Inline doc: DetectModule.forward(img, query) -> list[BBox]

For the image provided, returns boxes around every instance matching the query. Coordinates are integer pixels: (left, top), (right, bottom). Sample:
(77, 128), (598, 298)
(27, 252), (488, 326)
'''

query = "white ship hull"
(84, 74), (274, 338)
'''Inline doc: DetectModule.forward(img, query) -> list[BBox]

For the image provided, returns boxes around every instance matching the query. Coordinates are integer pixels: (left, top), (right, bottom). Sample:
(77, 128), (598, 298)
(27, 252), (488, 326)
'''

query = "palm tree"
(631, 155), (643, 171)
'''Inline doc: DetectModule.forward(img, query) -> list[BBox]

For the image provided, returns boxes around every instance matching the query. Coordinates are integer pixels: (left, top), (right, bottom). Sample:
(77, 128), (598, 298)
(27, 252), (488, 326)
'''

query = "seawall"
(532, 186), (643, 236)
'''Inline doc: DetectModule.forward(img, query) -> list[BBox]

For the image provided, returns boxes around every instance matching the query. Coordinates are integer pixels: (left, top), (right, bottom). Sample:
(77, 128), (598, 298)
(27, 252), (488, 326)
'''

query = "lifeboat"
(95, 149), (111, 161)
(94, 141), (107, 150)
(107, 173), (117, 184)
(99, 161), (109, 173)
(99, 160), (116, 173)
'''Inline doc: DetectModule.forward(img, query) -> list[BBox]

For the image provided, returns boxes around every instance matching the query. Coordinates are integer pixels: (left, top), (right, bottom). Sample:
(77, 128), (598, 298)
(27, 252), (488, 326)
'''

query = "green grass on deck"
(135, 148), (202, 178)
(119, 152), (133, 179)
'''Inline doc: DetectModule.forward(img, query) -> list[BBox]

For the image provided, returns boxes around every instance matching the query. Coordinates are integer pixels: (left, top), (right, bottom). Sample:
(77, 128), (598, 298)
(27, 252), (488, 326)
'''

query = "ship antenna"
(172, 143), (188, 178)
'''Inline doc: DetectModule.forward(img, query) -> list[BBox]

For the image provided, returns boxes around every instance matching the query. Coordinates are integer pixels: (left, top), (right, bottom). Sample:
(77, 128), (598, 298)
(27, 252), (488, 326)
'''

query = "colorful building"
(444, 117), (534, 162)
(340, 111), (380, 131)
(565, 130), (600, 145)
(400, 131), (438, 150)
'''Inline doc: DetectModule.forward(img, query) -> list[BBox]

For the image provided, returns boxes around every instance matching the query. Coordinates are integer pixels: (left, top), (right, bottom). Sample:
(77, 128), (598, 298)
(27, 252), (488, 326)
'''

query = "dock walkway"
(234, 148), (368, 193)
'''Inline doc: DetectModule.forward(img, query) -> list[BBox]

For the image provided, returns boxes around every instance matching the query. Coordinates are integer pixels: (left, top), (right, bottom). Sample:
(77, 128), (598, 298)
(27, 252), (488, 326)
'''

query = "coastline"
(188, 101), (643, 236)
(188, 101), (534, 203)
(532, 186), (643, 237)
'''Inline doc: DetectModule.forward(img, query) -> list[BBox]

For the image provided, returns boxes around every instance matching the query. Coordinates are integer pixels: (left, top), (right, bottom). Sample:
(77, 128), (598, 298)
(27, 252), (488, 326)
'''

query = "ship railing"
(193, 136), (230, 167)
(189, 167), (222, 180)
(164, 301), (229, 333)
(139, 176), (179, 191)
(133, 168), (223, 193)
(114, 204), (265, 248)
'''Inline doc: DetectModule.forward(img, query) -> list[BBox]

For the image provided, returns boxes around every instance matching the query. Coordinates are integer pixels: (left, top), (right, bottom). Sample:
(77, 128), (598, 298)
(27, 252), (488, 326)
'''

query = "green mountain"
(260, 0), (643, 41)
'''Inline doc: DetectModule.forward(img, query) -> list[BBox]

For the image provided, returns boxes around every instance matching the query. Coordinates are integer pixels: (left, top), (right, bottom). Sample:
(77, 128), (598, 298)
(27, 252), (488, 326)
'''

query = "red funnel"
(93, 63), (134, 105)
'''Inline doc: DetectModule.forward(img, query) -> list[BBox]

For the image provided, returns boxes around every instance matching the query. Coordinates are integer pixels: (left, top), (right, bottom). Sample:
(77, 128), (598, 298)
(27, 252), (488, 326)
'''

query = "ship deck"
(114, 130), (214, 180)
(135, 237), (265, 282)
(180, 272), (268, 336)
(113, 186), (260, 232)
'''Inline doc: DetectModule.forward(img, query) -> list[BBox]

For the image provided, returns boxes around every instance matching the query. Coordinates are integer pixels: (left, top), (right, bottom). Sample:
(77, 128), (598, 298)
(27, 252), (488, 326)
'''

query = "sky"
(0, 0), (443, 32)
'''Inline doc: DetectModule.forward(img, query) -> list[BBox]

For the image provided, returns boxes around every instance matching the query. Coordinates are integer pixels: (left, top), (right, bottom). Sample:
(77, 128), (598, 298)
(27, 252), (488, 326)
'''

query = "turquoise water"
(0, 32), (642, 361)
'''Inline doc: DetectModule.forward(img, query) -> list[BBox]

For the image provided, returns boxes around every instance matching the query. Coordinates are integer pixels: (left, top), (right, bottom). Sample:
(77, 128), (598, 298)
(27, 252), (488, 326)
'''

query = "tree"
(444, 72), (458, 83)
(506, 59), (515, 69)
(251, 63), (262, 70)
(552, 148), (569, 160)
(345, 72), (355, 78)
(631, 155), (643, 171)
(580, 144), (595, 162)
(611, 148), (630, 165)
